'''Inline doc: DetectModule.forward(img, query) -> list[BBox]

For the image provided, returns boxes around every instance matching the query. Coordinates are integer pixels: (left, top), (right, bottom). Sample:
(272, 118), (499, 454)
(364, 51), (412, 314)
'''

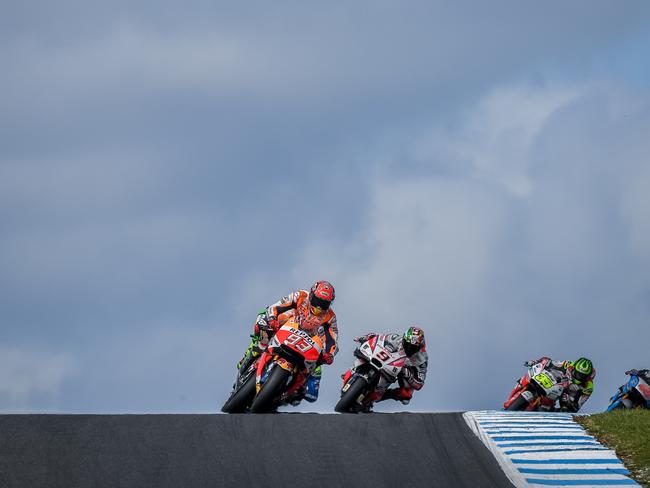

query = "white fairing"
(529, 362), (567, 400)
(354, 334), (407, 392)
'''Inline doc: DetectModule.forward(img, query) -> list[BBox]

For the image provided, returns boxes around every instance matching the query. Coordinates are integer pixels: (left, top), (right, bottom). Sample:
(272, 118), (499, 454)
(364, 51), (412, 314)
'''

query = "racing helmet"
(308, 280), (335, 315)
(402, 326), (425, 356)
(569, 357), (593, 384)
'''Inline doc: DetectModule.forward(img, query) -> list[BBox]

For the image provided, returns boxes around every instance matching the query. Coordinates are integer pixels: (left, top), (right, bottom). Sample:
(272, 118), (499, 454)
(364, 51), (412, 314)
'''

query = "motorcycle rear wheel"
(334, 376), (368, 413)
(221, 373), (256, 413)
(505, 392), (531, 411)
(250, 366), (291, 413)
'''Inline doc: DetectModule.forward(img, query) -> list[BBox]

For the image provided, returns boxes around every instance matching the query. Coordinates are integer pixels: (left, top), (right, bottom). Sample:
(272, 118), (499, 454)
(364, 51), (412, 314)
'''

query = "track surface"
(0, 413), (515, 488)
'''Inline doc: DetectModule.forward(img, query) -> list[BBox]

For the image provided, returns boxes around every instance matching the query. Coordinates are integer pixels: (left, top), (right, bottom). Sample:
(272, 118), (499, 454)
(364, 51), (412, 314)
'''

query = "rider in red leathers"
(237, 281), (338, 404)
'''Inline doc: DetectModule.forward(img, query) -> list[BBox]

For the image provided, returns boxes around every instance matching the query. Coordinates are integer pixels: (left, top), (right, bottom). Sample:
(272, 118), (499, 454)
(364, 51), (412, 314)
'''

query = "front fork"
(255, 351), (298, 394)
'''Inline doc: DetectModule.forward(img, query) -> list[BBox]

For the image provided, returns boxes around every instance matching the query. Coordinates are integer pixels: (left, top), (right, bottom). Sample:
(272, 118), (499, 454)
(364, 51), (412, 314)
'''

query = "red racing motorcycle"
(503, 358), (570, 411)
(222, 318), (324, 413)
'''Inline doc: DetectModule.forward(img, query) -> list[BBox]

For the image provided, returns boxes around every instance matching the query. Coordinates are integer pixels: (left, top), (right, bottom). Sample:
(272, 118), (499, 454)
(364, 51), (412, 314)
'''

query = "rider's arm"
(266, 291), (300, 321)
(404, 351), (428, 390)
(323, 314), (339, 358)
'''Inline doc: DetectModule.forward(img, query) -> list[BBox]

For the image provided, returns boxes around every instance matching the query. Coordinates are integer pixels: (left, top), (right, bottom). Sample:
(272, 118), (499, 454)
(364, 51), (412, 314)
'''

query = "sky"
(1, 1), (650, 414)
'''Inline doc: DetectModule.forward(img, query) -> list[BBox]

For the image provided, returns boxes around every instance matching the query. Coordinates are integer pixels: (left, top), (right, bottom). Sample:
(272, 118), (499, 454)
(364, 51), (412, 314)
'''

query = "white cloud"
(0, 346), (74, 407)
(414, 83), (581, 196)
(285, 80), (650, 412)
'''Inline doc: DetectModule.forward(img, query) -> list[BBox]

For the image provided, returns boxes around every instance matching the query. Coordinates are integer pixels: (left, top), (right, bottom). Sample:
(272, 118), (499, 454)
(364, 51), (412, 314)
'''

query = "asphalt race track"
(0, 413), (515, 488)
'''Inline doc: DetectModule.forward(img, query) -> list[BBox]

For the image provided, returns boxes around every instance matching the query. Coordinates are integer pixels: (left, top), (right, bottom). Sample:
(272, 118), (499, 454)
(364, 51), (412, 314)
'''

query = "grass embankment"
(575, 409), (650, 487)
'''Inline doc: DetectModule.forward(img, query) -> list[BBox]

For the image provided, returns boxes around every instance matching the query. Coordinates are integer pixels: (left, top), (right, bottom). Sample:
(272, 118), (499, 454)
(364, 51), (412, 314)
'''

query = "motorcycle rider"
(236, 280), (338, 404)
(345, 326), (427, 409)
(522, 356), (596, 412)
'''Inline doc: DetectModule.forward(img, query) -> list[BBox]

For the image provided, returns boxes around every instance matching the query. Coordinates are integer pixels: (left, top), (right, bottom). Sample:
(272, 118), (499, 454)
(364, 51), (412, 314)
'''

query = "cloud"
(284, 80), (650, 412)
(0, 346), (74, 408)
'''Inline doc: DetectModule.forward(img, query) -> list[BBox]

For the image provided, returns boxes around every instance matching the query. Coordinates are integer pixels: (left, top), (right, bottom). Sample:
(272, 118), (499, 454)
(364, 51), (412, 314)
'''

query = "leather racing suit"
(526, 357), (595, 413)
(238, 290), (339, 403)
(351, 332), (428, 406)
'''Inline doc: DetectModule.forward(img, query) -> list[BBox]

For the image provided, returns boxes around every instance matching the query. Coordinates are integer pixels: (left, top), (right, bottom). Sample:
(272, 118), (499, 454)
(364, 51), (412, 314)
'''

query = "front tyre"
(335, 376), (368, 413)
(505, 392), (531, 411)
(250, 366), (291, 413)
(221, 374), (256, 413)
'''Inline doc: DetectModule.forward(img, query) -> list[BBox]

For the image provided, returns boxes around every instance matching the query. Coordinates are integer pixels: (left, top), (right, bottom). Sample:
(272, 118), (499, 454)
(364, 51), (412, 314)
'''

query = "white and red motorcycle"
(335, 333), (408, 413)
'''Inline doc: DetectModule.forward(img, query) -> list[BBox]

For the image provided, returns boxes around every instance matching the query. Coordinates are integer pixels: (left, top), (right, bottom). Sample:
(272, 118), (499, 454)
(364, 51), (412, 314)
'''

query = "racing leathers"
(352, 332), (428, 405)
(237, 290), (339, 403)
(526, 357), (595, 413)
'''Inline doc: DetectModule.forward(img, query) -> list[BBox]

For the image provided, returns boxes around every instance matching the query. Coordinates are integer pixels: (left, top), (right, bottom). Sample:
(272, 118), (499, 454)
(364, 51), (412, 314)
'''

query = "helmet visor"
(572, 370), (589, 384)
(310, 294), (331, 312)
(403, 341), (420, 356)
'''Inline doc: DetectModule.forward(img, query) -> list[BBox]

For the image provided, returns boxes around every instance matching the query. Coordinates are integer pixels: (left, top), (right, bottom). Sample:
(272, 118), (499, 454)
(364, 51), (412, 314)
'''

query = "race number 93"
(286, 333), (312, 353)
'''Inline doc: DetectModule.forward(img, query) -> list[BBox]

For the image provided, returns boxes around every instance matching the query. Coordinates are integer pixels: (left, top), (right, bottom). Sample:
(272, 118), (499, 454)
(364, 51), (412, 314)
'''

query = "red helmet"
(309, 280), (335, 312)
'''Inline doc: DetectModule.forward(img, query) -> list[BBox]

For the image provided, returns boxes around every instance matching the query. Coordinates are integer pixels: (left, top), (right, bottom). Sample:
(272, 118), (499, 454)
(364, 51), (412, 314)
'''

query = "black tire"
(505, 392), (531, 411)
(250, 366), (291, 413)
(335, 376), (368, 413)
(221, 374), (256, 413)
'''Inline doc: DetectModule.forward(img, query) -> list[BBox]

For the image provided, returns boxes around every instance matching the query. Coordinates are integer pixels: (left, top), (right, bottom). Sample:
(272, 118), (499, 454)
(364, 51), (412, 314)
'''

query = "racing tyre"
(335, 376), (368, 413)
(505, 392), (531, 411)
(250, 366), (291, 413)
(221, 374), (256, 413)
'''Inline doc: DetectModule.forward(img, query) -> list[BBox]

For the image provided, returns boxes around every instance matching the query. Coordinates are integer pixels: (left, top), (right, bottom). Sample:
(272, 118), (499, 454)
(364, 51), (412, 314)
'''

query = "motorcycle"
(606, 369), (650, 411)
(335, 333), (407, 413)
(503, 358), (570, 411)
(221, 318), (324, 413)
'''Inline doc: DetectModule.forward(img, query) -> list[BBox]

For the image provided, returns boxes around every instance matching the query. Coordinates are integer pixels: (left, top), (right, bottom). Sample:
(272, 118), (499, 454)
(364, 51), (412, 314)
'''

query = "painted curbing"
(464, 411), (641, 488)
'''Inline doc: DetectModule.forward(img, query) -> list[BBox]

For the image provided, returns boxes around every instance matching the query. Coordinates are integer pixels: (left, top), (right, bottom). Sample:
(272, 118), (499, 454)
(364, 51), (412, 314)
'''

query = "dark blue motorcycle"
(606, 369), (650, 411)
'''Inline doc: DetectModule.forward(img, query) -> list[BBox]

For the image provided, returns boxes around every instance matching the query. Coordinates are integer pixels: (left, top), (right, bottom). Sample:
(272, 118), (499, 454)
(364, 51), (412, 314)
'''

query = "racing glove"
(321, 351), (334, 365)
(524, 360), (534, 368)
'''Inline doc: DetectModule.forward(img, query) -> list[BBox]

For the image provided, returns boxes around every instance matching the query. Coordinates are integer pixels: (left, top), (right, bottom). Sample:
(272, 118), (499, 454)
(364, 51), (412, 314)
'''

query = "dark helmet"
(570, 357), (594, 384)
(402, 326), (425, 356)
(308, 280), (335, 314)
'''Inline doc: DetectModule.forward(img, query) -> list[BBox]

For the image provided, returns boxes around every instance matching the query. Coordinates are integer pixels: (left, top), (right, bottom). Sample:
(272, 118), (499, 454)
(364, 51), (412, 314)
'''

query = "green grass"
(575, 409), (650, 487)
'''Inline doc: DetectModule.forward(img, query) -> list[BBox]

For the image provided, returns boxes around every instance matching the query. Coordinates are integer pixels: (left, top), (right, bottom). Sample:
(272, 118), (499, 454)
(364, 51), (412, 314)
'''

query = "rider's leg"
(380, 386), (413, 405)
(236, 322), (269, 370)
(236, 335), (260, 370)
(304, 365), (322, 403)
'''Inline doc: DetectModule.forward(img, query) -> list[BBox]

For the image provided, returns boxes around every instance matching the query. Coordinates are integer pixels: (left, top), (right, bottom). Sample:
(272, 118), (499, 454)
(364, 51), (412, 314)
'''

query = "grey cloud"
(0, 345), (74, 409)
(285, 81), (650, 413)
(2, 3), (650, 413)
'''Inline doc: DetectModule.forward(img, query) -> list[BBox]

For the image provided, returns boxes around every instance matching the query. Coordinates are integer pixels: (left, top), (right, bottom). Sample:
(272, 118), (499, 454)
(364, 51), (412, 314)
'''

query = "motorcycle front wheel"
(334, 376), (368, 413)
(221, 373), (256, 413)
(250, 366), (291, 413)
(505, 392), (531, 411)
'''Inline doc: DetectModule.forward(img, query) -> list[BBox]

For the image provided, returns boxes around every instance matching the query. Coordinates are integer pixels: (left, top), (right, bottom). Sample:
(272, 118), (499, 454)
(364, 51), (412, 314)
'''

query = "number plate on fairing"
(533, 372), (554, 390)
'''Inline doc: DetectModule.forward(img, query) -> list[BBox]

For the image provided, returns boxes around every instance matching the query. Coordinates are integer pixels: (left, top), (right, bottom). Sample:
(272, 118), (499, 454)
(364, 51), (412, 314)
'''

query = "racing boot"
(380, 387), (413, 405)
(304, 365), (322, 403)
(236, 334), (261, 371)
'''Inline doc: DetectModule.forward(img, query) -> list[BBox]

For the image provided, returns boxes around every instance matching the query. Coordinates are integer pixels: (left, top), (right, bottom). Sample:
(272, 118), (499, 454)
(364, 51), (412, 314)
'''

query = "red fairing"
(341, 369), (352, 386)
(368, 335), (378, 351)
(390, 358), (406, 369)
(256, 352), (273, 381)
(272, 326), (322, 362)
(503, 374), (538, 410)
